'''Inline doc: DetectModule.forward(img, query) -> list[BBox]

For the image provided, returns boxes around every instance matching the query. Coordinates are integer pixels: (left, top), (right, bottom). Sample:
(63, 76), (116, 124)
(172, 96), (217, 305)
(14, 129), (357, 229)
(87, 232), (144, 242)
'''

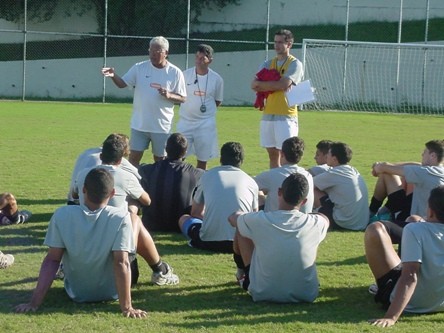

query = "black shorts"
(318, 195), (343, 230)
(387, 190), (413, 222)
(187, 223), (234, 254)
(375, 263), (402, 308)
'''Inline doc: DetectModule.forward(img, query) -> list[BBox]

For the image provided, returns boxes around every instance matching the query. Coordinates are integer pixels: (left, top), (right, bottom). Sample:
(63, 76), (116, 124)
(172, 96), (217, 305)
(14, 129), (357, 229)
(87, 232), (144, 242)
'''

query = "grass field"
(1, 101), (443, 332)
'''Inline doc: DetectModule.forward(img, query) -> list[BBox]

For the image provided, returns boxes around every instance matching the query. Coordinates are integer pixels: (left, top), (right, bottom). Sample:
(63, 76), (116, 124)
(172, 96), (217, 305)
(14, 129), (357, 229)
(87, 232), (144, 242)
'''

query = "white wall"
(194, 0), (444, 32)
(0, 49), (303, 105)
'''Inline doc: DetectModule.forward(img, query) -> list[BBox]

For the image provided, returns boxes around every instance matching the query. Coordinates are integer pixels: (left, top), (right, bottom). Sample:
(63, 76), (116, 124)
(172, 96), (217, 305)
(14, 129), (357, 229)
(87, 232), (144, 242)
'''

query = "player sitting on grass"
(228, 173), (329, 303)
(15, 168), (178, 318)
(365, 185), (444, 327)
(0, 192), (31, 225)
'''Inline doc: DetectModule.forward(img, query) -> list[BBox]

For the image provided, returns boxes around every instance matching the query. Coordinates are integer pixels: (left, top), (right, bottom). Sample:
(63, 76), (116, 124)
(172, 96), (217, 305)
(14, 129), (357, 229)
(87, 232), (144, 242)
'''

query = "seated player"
(0, 192), (31, 225)
(365, 185), (444, 327)
(228, 173), (329, 303)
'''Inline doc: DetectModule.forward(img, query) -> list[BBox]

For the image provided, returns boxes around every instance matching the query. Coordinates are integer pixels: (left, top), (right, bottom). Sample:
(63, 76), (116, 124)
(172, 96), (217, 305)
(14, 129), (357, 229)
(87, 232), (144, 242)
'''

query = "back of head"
(275, 29), (294, 43)
(282, 136), (305, 164)
(220, 142), (244, 168)
(166, 133), (188, 160)
(425, 139), (444, 163)
(150, 36), (169, 51)
(316, 140), (333, 155)
(330, 142), (352, 164)
(428, 185), (444, 222)
(101, 134), (126, 164)
(281, 173), (309, 206)
(84, 168), (114, 205)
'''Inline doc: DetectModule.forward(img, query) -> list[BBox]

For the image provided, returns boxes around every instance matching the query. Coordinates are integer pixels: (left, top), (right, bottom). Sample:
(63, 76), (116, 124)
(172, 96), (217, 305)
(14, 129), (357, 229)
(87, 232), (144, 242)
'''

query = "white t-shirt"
(254, 164), (314, 213)
(193, 165), (258, 241)
(178, 67), (223, 121)
(404, 165), (444, 218)
(237, 210), (328, 303)
(392, 221), (444, 313)
(44, 205), (134, 303)
(314, 164), (369, 230)
(122, 60), (186, 133)
(75, 164), (144, 210)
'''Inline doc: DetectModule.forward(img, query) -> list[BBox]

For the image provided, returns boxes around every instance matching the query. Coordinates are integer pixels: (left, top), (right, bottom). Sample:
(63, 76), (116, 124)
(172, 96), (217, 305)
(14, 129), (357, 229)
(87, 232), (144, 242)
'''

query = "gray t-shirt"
(44, 205), (134, 303)
(392, 221), (444, 313)
(254, 164), (314, 213)
(75, 164), (144, 210)
(404, 165), (444, 218)
(237, 210), (328, 303)
(193, 165), (258, 241)
(314, 164), (369, 230)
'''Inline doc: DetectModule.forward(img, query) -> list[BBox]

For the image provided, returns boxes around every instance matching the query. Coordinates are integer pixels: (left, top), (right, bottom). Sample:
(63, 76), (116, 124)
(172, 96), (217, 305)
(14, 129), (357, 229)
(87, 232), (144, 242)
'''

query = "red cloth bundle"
(253, 68), (281, 110)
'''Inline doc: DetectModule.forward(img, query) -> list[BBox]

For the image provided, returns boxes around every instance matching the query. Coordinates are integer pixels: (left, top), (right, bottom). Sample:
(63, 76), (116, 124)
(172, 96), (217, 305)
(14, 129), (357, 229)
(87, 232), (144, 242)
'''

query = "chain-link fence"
(1, 0), (443, 107)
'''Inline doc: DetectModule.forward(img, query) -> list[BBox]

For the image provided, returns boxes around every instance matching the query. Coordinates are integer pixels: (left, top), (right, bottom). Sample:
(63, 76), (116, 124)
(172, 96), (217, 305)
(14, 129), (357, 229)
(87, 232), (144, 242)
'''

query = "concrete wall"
(0, 49), (303, 105)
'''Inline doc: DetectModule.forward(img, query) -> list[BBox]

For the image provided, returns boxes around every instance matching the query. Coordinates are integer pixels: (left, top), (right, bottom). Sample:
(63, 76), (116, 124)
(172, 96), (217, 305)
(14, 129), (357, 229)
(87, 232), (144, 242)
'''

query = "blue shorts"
(130, 129), (168, 157)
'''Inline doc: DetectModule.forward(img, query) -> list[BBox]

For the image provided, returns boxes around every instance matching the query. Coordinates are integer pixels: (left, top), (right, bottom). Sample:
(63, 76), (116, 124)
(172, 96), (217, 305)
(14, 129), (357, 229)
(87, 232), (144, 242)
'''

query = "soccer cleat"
(16, 210), (32, 224)
(151, 263), (179, 286)
(0, 251), (15, 269)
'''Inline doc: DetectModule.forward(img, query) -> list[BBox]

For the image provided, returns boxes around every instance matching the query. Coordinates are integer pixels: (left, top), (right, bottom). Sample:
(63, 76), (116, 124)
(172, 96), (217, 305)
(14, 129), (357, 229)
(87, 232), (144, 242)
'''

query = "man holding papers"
(251, 29), (304, 169)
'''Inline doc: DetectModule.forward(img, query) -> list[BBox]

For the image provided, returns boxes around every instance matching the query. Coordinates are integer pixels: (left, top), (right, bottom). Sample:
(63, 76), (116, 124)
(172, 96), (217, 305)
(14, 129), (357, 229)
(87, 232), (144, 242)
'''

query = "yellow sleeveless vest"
(263, 55), (298, 116)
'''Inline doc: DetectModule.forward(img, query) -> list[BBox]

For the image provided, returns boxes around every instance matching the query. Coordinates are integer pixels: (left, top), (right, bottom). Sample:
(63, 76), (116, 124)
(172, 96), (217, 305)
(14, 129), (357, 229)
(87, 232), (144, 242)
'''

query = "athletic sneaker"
(16, 210), (32, 224)
(369, 211), (392, 224)
(368, 283), (378, 295)
(151, 263), (179, 286)
(0, 251), (15, 269)
(55, 263), (65, 280)
(235, 268), (245, 287)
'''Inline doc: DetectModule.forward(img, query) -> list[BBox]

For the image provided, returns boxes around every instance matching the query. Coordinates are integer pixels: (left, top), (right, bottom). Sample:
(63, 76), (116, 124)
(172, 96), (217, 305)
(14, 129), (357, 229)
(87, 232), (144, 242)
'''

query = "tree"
(0, 0), (240, 37)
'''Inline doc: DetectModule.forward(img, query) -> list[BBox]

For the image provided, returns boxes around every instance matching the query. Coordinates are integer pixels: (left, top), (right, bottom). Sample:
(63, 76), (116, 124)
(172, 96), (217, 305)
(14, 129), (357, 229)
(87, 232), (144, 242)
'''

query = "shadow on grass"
(0, 281), (392, 327)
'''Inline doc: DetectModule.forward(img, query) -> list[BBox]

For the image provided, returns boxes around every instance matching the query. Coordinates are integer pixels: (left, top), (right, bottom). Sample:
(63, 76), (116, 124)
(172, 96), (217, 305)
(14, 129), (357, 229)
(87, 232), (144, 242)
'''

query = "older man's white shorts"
(260, 114), (299, 149)
(176, 117), (219, 162)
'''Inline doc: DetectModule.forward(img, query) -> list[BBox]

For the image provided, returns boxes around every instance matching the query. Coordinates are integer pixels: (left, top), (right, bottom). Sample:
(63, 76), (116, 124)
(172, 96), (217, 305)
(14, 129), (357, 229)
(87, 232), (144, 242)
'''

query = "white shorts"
(260, 115), (299, 149)
(176, 117), (219, 162)
(130, 129), (168, 157)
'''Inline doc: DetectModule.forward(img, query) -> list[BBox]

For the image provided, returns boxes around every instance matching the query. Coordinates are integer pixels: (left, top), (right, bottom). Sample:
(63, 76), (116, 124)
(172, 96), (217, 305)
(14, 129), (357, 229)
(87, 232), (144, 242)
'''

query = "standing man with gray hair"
(102, 36), (187, 167)
(177, 44), (224, 170)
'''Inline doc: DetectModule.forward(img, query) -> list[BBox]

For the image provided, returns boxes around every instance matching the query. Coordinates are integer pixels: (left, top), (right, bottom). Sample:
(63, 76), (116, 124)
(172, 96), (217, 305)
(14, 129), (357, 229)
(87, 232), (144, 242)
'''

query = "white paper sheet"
(285, 80), (315, 106)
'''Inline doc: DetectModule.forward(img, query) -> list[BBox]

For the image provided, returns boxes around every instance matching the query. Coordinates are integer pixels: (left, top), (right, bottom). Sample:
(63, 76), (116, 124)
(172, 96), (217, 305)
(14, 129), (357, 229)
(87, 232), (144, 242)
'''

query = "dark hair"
(275, 29), (294, 43)
(84, 168), (114, 204)
(196, 44), (214, 59)
(281, 173), (309, 206)
(101, 134), (126, 164)
(316, 140), (333, 155)
(166, 133), (188, 160)
(428, 185), (444, 222)
(282, 137), (305, 164)
(220, 142), (244, 167)
(425, 140), (444, 163)
(330, 142), (352, 164)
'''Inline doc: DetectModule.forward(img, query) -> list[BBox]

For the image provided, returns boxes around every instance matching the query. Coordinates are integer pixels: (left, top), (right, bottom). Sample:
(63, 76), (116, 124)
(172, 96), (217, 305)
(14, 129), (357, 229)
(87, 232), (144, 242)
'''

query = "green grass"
(1, 101), (443, 332)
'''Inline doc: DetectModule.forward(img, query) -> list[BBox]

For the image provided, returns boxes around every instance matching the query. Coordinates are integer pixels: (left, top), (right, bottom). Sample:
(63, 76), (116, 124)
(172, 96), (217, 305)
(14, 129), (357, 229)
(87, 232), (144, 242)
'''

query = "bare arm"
(102, 67), (128, 88)
(15, 248), (63, 313)
(228, 211), (245, 228)
(369, 262), (420, 327)
(372, 161), (421, 177)
(113, 251), (147, 318)
(190, 201), (205, 220)
(251, 76), (292, 92)
(158, 87), (186, 104)
(138, 191), (151, 206)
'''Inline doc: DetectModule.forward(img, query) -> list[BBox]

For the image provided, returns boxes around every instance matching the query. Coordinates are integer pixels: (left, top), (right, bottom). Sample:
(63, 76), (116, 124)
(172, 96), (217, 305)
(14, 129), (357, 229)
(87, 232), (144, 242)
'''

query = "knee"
(365, 221), (387, 242)
(405, 214), (424, 223)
